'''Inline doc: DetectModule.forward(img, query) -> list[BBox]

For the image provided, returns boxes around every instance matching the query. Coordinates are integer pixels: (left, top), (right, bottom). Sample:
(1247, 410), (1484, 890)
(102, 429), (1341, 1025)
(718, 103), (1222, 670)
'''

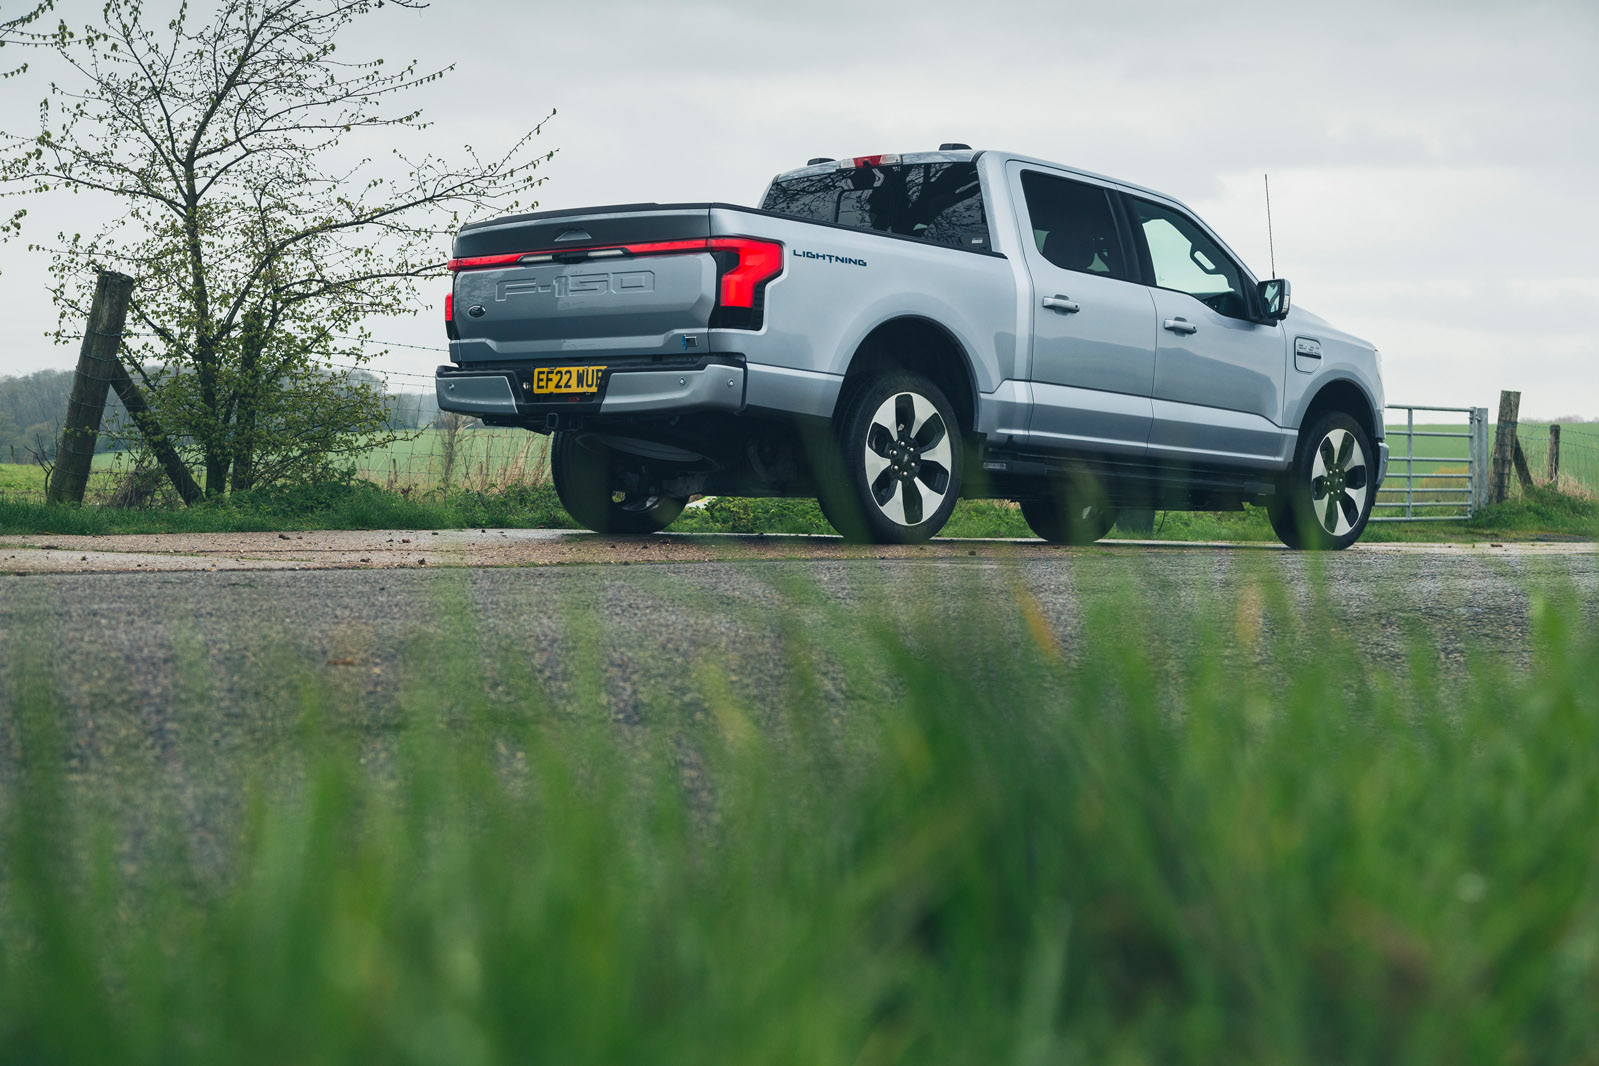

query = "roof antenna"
(1264, 173), (1277, 278)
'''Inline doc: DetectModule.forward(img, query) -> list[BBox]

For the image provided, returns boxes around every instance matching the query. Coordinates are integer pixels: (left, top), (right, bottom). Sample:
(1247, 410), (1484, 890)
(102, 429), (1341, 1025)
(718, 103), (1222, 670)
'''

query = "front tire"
(551, 432), (687, 534)
(817, 372), (963, 544)
(1269, 411), (1375, 550)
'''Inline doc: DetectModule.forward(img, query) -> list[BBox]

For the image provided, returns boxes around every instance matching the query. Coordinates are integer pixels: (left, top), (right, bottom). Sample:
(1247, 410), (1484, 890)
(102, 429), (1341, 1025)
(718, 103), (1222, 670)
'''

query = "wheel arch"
(1296, 376), (1382, 445)
(834, 316), (980, 436)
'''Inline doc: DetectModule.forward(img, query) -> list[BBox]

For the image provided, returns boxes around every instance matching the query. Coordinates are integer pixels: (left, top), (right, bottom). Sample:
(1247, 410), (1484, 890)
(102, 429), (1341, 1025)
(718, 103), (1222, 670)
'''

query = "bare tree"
(3, 0), (553, 497)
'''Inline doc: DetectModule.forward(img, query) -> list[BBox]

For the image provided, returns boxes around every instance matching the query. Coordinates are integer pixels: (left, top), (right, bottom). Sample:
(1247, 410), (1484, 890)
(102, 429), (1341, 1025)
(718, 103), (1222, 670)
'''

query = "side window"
(1130, 198), (1251, 319)
(915, 163), (989, 249)
(760, 172), (841, 224)
(1019, 170), (1129, 281)
(760, 163), (990, 249)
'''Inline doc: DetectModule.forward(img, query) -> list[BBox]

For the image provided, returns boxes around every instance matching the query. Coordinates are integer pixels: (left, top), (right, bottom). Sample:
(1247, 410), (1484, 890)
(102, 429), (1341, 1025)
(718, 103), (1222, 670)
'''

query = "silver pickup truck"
(438, 146), (1387, 548)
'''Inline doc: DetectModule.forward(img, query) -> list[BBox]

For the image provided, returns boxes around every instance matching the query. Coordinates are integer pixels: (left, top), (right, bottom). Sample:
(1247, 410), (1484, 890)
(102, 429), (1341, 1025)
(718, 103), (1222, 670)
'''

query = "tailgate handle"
(1042, 295), (1080, 314)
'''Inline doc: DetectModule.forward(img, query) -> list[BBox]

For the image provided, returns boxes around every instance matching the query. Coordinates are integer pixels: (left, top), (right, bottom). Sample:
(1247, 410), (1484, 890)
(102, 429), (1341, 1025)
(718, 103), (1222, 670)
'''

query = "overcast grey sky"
(3, 0), (1597, 417)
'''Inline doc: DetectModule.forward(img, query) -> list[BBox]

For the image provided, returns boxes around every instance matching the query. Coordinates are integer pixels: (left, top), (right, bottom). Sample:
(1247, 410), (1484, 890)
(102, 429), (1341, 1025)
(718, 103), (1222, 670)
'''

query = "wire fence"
(1516, 422), (1599, 498)
(0, 349), (559, 505)
(5, 362), (1598, 511)
(0, 419), (554, 506)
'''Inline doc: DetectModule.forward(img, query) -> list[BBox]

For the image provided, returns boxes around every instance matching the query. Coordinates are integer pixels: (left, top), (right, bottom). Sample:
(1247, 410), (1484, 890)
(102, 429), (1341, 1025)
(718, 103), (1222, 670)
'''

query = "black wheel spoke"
(1311, 475), (1328, 500)
(618, 494), (661, 514)
(1345, 464), (1368, 490)
(1323, 494), (1340, 532)
(1338, 490), (1360, 525)
(894, 393), (915, 435)
(902, 478), (924, 525)
(1336, 433), (1355, 467)
(871, 468), (898, 506)
(913, 414), (946, 451)
(867, 424), (896, 459)
(1319, 438), (1337, 471)
(917, 461), (951, 495)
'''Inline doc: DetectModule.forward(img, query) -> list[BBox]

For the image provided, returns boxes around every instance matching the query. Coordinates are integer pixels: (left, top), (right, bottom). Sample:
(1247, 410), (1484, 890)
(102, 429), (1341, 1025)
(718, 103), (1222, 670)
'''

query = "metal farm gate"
(1371, 404), (1490, 522)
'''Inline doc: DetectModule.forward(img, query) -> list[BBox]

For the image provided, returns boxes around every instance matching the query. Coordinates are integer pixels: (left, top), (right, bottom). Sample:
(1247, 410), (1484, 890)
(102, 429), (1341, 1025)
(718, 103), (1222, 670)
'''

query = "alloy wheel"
(1308, 426), (1370, 538)
(861, 391), (954, 527)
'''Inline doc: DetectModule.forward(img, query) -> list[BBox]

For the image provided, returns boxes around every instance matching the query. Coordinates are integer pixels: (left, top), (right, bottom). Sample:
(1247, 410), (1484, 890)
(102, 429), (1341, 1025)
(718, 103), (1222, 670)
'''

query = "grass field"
(2, 420), (1593, 540)
(1377, 421), (1599, 519)
(3, 573), (1596, 1061)
(0, 428), (552, 503)
(0, 461), (46, 496)
(349, 427), (550, 491)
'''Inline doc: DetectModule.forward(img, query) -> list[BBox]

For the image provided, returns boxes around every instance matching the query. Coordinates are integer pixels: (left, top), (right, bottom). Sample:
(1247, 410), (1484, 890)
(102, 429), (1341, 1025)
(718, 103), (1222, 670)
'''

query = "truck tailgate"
(449, 204), (717, 361)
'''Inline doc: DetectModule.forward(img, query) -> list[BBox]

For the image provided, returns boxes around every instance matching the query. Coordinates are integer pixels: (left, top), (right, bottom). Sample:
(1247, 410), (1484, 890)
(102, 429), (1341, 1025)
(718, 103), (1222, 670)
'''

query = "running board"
(977, 446), (1279, 505)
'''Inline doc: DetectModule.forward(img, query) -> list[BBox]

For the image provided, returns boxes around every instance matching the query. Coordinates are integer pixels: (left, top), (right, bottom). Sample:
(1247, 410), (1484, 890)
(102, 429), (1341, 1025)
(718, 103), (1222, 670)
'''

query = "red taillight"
(444, 291), (453, 322)
(707, 237), (783, 308)
(446, 252), (524, 272)
(446, 236), (784, 310)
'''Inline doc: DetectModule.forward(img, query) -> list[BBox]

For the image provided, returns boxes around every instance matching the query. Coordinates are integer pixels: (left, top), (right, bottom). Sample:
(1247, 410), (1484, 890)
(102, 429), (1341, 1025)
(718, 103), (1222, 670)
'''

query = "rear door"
(1123, 196), (1289, 465)
(1008, 163), (1156, 456)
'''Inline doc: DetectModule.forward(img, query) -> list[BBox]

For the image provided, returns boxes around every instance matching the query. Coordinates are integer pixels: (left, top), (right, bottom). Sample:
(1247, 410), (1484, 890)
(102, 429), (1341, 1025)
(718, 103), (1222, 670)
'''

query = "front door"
(1126, 196), (1290, 466)
(1010, 164), (1156, 457)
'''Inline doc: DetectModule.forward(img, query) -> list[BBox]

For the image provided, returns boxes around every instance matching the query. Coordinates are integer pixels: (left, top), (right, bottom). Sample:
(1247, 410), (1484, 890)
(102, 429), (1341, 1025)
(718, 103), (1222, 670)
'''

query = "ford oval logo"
(467, 304), (486, 318)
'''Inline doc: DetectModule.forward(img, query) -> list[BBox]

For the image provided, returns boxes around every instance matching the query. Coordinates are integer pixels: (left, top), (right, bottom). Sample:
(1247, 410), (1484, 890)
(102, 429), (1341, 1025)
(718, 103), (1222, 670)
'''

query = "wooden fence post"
(47, 270), (135, 504)
(1488, 390), (1521, 505)
(1512, 439), (1535, 491)
(1548, 424), (1561, 485)
(105, 361), (203, 506)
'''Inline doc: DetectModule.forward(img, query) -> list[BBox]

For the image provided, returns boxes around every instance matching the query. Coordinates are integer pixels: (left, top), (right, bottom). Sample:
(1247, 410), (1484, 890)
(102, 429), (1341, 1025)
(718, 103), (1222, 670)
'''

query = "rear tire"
(1268, 411), (1375, 550)
(551, 432), (687, 534)
(1020, 481), (1118, 545)
(817, 371), (963, 544)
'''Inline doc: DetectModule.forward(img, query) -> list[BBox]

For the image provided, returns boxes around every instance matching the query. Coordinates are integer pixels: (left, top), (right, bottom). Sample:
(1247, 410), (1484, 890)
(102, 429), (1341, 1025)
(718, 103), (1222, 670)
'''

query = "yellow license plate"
(531, 365), (606, 395)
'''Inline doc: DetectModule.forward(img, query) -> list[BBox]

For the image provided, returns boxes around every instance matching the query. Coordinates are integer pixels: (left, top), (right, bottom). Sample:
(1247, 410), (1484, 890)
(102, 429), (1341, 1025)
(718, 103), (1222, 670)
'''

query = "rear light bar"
(444, 290), (458, 341)
(446, 237), (783, 310)
(840, 154), (901, 169)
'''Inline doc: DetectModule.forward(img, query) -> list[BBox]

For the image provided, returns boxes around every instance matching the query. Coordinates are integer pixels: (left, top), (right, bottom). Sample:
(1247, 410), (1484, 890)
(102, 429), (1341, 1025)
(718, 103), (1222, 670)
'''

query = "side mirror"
(1258, 278), (1291, 321)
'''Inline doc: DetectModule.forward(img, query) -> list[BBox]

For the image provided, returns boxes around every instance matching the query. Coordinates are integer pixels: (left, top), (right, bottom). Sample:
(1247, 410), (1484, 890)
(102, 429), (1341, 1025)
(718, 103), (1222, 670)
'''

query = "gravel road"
(2, 536), (1594, 727)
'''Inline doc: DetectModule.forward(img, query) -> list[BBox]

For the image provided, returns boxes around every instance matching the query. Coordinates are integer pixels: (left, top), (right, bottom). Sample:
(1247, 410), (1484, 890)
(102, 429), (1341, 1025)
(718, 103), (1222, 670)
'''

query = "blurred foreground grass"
(2, 573), (1597, 1063)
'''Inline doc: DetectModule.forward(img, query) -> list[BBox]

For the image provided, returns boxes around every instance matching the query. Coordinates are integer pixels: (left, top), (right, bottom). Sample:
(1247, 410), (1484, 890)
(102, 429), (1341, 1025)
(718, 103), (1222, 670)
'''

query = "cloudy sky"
(3, 0), (1597, 417)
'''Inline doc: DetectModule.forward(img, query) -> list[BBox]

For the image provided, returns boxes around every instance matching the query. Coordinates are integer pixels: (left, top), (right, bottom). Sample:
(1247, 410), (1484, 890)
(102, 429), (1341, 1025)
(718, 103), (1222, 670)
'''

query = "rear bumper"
(436, 372), (520, 416)
(435, 359), (746, 422)
(603, 365), (744, 413)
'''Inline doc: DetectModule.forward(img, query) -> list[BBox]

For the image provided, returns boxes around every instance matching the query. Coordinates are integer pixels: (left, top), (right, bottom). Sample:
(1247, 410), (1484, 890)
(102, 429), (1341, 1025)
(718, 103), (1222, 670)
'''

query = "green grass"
(3, 477), (1594, 541)
(0, 480), (578, 536)
(670, 493), (1597, 544)
(0, 462), (47, 495)
(348, 427), (551, 490)
(3, 574), (1597, 1062)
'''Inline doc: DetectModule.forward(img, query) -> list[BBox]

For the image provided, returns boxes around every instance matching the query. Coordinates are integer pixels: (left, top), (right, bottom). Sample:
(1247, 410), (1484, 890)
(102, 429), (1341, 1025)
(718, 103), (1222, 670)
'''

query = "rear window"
(760, 162), (990, 250)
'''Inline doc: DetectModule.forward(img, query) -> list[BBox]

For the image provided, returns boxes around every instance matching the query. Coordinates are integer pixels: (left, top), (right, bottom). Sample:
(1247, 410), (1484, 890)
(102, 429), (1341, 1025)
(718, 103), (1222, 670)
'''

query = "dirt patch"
(0, 529), (1591, 575)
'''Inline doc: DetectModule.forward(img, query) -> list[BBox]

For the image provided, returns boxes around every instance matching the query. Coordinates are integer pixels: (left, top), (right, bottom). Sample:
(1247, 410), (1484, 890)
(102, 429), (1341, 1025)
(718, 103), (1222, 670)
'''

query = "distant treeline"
(1, 368), (442, 464)
(0, 369), (127, 463)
